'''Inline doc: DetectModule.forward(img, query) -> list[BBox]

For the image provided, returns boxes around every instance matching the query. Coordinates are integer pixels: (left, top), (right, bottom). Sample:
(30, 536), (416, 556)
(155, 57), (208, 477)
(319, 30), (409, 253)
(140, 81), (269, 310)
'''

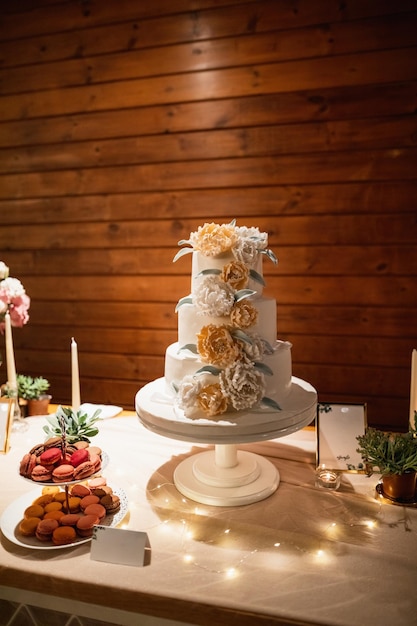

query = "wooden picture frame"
(316, 402), (368, 473)
(0, 398), (15, 454)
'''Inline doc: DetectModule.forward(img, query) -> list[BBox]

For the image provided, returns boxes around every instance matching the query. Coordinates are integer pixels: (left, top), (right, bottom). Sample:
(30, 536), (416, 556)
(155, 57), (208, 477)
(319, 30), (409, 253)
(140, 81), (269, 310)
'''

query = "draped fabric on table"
(0, 415), (416, 626)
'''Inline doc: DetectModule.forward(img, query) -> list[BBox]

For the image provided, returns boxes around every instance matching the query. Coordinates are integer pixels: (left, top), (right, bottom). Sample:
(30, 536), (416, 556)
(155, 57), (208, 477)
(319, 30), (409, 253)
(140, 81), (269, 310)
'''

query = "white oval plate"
(0, 484), (128, 550)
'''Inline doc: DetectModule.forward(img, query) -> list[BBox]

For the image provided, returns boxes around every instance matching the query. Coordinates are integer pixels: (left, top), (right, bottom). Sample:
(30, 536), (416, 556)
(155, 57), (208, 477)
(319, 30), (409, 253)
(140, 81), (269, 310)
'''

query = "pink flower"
(0, 270), (30, 330)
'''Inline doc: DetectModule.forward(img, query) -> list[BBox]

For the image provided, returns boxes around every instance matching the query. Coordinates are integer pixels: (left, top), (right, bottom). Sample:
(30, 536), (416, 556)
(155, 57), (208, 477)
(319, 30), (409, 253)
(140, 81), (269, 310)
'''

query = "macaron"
(90, 487), (108, 498)
(59, 513), (81, 527)
(63, 496), (81, 513)
(73, 460), (95, 480)
(35, 518), (59, 542)
(33, 493), (54, 507)
(19, 453), (37, 478)
(70, 484), (91, 498)
(44, 510), (65, 522)
(44, 501), (63, 513)
(76, 514), (99, 538)
(29, 442), (45, 456)
(79, 495), (100, 511)
(83, 503), (106, 520)
(31, 465), (53, 482)
(41, 485), (60, 496)
(18, 517), (41, 537)
(100, 494), (120, 513)
(73, 441), (89, 450)
(88, 476), (107, 489)
(69, 448), (89, 468)
(52, 464), (74, 483)
(89, 454), (101, 472)
(52, 526), (77, 546)
(24, 504), (45, 519)
(39, 447), (62, 467)
(52, 491), (68, 504)
(44, 436), (63, 449)
(88, 446), (102, 457)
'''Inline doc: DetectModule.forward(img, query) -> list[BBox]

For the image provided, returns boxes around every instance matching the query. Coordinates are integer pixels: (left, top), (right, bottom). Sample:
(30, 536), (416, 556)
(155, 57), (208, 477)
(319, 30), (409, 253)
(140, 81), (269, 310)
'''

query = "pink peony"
(0, 269), (30, 330)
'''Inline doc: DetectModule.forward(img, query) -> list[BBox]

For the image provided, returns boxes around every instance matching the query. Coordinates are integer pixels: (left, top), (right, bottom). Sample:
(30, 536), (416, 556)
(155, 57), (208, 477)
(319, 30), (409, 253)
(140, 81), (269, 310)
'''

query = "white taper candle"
(71, 337), (81, 410)
(4, 311), (17, 391)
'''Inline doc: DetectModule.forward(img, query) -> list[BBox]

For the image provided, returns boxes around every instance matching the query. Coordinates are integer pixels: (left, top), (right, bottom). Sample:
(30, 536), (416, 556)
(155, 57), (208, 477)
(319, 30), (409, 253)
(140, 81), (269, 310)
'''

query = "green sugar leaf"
(249, 269), (265, 286)
(261, 397), (282, 411)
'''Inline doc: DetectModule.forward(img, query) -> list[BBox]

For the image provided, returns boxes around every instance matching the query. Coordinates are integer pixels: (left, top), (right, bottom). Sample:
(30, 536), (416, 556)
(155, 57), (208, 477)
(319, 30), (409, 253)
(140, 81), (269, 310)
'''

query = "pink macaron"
(69, 448), (90, 468)
(39, 447), (62, 467)
(52, 464), (75, 483)
(31, 465), (53, 482)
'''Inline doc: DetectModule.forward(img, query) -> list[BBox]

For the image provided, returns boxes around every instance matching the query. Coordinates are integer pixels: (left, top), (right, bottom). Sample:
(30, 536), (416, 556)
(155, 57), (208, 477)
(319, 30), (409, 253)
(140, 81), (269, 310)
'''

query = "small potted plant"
(16, 374), (51, 416)
(356, 413), (417, 501)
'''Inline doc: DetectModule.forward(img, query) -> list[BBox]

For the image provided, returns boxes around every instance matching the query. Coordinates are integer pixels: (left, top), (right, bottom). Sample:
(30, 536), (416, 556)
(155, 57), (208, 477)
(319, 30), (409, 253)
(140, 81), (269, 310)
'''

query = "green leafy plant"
(356, 413), (417, 476)
(3, 374), (50, 400)
(17, 374), (50, 400)
(43, 405), (100, 443)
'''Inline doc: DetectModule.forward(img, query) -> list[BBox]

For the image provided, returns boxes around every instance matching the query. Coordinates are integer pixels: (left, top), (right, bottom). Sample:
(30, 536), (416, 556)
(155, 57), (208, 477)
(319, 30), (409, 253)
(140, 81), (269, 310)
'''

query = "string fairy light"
(135, 474), (408, 578)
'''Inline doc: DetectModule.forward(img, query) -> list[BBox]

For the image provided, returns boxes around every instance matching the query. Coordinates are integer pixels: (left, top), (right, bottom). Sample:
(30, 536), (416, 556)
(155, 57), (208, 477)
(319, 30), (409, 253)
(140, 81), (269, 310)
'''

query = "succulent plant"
(17, 374), (50, 400)
(43, 405), (100, 443)
(3, 374), (50, 400)
(356, 413), (417, 476)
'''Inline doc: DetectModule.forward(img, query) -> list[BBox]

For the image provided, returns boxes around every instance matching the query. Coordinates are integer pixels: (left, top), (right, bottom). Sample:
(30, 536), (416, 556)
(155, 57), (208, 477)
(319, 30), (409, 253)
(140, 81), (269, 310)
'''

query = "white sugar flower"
(176, 375), (204, 412)
(194, 276), (235, 317)
(219, 362), (266, 411)
(237, 333), (265, 361)
(236, 226), (268, 249)
(232, 238), (259, 266)
(0, 262), (9, 279)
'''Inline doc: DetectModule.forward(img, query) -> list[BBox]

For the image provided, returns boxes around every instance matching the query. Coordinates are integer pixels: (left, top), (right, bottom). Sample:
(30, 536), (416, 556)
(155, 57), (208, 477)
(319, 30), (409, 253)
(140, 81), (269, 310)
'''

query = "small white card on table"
(90, 526), (150, 567)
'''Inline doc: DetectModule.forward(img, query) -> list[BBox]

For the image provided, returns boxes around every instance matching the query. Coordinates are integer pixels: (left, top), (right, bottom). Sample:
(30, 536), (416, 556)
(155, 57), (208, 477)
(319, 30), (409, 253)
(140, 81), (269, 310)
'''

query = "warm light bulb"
(226, 567), (237, 578)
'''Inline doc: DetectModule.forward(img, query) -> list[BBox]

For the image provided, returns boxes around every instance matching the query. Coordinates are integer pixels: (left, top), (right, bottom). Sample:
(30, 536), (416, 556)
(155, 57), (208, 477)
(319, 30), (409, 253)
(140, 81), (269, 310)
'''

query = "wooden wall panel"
(1, 0), (416, 430)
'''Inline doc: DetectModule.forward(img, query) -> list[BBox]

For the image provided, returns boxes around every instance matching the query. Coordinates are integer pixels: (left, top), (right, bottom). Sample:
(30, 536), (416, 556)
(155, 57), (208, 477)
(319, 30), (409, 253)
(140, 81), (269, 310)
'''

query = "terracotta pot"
(382, 471), (417, 501)
(27, 394), (52, 417)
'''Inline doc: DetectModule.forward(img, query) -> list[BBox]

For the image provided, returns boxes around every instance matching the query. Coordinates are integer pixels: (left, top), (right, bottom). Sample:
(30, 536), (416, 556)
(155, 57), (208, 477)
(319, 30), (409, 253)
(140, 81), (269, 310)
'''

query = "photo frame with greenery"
(0, 397), (15, 454)
(316, 402), (368, 473)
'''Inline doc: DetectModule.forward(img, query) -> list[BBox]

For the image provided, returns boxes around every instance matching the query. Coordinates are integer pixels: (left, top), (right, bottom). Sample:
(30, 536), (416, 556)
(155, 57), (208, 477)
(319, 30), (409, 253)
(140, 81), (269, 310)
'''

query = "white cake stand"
(136, 377), (317, 507)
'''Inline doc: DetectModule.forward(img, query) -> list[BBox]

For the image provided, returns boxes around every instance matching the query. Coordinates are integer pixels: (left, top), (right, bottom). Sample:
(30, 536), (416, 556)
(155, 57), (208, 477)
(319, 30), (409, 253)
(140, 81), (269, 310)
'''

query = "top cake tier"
(175, 221), (277, 298)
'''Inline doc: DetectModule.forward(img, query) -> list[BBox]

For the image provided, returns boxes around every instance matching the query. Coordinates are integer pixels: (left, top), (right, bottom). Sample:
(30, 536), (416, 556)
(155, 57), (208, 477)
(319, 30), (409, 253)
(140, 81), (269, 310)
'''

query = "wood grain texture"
(0, 0), (416, 430)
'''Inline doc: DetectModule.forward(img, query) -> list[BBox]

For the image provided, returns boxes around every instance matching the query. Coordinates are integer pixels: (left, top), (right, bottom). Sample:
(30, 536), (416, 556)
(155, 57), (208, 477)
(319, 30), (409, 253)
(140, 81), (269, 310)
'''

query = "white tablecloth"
(0, 414), (416, 626)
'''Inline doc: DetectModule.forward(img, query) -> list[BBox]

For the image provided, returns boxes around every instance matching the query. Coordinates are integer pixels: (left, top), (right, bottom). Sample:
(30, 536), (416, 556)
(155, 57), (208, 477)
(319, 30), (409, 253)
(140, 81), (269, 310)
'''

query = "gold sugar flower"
(197, 383), (228, 416)
(220, 260), (249, 290)
(189, 222), (238, 257)
(230, 300), (258, 329)
(197, 324), (240, 367)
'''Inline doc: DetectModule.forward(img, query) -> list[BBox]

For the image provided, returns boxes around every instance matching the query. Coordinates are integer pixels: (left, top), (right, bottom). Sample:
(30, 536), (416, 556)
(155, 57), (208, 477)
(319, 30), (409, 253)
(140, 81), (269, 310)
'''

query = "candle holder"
(315, 465), (341, 491)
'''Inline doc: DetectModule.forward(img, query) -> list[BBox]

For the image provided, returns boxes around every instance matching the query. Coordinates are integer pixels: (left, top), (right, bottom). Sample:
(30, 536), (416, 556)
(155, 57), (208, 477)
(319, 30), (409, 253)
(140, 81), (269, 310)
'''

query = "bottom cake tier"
(136, 376), (317, 445)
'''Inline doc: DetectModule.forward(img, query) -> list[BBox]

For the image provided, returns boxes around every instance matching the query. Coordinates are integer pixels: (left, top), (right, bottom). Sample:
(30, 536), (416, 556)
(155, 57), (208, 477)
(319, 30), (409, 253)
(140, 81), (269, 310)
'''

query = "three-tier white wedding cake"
(164, 220), (292, 420)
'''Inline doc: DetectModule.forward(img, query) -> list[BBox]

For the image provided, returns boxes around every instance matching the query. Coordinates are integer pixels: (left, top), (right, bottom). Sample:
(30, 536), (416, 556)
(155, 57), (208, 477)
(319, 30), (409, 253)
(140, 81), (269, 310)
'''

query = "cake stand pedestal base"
(173, 444), (279, 506)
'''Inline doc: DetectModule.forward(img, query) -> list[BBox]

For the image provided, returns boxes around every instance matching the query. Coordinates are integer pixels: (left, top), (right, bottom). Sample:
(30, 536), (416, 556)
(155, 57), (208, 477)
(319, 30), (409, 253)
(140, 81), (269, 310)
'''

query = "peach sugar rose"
(196, 383), (228, 417)
(189, 223), (238, 257)
(220, 260), (249, 290)
(230, 300), (258, 329)
(197, 324), (240, 368)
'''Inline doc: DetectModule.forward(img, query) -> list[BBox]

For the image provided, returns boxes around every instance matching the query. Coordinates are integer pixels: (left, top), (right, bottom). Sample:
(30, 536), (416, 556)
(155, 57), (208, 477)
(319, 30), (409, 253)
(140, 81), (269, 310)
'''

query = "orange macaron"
(52, 526), (77, 546)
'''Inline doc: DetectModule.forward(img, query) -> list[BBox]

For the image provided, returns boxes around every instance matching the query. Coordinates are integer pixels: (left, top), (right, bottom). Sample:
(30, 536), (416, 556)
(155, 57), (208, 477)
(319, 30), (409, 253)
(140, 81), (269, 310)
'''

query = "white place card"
(90, 526), (150, 567)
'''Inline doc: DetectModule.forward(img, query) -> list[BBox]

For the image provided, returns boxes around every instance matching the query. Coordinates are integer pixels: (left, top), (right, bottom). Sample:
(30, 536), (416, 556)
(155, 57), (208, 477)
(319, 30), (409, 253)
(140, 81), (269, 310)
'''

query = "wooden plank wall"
(0, 0), (416, 430)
